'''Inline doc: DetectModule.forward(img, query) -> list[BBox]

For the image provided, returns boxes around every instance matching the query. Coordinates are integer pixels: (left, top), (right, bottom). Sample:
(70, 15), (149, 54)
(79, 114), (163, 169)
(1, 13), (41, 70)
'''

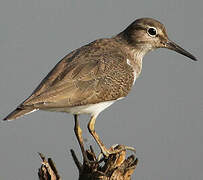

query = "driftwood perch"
(38, 152), (61, 180)
(38, 145), (138, 180)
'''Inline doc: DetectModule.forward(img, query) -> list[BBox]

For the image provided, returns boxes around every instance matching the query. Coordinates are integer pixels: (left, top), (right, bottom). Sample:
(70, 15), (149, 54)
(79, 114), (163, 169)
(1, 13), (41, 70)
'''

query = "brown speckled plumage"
(21, 39), (135, 109)
(3, 18), (197, 158)
(4, 18), (197, 121)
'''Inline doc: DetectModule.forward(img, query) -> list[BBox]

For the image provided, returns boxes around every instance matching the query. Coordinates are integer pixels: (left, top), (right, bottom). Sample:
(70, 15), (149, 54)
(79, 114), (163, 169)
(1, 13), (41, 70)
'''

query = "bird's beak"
(164, 40), (197, 61)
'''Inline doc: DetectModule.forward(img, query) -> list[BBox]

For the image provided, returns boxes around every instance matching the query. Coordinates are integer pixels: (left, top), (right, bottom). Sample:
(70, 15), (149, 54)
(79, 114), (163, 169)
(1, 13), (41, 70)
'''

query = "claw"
(97, 144), (136, 160)
(123, 146), (136, 153)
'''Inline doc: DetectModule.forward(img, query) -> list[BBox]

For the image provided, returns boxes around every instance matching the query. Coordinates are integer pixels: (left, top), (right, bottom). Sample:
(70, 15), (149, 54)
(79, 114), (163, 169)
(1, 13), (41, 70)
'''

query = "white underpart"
(127, 59), (137, 85)
(46, 100), (117, 117)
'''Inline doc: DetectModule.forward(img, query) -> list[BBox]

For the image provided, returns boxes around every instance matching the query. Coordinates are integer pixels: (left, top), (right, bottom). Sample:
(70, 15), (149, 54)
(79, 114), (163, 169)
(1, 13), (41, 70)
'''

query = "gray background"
(0, 0), (202, 179)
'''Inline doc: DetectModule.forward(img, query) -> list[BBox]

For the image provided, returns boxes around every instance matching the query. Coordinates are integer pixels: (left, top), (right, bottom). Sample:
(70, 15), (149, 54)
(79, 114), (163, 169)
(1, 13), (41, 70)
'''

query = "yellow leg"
(74, 114), (88, 162)
(88, 115), (136, 158)
(88, 115), (110, 157)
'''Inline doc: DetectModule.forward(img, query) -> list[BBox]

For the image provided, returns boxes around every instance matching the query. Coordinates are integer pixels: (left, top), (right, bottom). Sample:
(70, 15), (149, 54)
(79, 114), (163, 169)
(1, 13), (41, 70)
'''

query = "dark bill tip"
(166, 40), (197, 61)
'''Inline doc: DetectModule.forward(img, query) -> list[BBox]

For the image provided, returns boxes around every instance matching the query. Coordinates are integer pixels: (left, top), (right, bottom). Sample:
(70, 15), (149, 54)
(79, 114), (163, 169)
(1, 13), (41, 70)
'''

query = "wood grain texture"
(38, 145), (138, 180)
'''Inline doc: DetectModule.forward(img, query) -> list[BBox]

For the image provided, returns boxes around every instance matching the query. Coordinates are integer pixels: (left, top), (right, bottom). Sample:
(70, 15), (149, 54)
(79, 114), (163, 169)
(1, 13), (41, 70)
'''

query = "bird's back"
(4, 38), (135, 120)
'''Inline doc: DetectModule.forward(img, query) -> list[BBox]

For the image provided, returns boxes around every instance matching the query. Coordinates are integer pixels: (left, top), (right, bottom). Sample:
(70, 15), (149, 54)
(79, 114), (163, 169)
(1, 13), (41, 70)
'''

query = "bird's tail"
(3, 108), (37, 121)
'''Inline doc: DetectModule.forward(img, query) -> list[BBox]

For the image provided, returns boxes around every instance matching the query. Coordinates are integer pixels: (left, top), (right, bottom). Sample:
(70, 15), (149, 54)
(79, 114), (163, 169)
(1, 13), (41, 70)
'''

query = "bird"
(3, 18), (197, 161)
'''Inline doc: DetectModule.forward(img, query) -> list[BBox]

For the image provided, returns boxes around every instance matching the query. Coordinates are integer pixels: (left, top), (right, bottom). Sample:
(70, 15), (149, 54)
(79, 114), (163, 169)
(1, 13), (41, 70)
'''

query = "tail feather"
(3, 108), (37, 121)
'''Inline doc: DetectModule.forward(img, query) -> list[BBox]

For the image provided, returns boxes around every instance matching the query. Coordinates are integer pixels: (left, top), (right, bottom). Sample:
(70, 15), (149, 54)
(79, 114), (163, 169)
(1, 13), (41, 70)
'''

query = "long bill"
(165, 40), (197, 61)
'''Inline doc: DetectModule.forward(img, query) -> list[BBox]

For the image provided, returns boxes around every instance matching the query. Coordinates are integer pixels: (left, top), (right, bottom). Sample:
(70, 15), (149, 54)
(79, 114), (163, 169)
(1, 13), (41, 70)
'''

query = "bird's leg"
(88, 115), (136, 159)
(74, 114), (89, 163)
(88, 115), (110, 157)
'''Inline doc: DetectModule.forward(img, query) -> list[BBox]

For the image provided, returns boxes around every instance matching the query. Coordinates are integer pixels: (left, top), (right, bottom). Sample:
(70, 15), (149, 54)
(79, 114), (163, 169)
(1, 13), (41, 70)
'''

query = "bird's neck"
(113, 35), (152, 77)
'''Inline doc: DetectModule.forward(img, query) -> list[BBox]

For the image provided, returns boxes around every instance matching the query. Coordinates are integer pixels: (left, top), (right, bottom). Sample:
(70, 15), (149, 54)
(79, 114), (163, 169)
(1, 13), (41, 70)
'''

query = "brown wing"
(20, 39), (135, 109)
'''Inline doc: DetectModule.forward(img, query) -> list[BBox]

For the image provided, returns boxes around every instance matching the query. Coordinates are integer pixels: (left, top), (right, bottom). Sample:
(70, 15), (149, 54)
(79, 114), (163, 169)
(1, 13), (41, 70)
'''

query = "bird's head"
(119, 18), (197, 61)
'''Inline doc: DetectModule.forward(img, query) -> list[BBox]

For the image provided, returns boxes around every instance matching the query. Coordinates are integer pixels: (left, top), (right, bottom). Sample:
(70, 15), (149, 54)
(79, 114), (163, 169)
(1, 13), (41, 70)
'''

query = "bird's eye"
(147, 27), (157, 37)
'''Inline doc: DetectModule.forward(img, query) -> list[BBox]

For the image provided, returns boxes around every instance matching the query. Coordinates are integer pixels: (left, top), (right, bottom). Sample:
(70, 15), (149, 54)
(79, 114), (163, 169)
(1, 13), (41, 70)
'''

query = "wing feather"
(20, 39), (135, 109)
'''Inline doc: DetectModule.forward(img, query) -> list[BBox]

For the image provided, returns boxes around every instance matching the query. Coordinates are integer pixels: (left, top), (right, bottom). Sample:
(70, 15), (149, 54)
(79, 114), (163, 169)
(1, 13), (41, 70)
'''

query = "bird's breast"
(126, 58), (137, 86)
(125, 48), (143, 79)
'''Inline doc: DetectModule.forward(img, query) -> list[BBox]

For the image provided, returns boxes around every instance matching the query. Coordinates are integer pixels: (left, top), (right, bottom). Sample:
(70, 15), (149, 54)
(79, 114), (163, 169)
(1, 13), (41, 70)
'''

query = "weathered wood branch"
(38, 152), (61, 180)
(38, 145), (138, 180)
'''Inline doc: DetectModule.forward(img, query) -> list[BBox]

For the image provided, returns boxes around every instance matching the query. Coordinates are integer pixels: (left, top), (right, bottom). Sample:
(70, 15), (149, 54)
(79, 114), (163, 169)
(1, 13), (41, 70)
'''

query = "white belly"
(45, 100), (116, 116)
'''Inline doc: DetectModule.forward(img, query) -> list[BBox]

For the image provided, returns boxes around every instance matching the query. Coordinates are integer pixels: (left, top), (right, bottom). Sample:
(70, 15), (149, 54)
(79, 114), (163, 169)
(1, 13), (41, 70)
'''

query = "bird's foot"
(97, 144), (136, 161)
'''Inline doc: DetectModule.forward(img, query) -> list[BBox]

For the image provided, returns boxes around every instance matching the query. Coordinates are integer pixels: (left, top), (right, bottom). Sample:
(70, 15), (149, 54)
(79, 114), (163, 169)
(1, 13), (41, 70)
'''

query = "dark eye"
(147, 27), (157, 37)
